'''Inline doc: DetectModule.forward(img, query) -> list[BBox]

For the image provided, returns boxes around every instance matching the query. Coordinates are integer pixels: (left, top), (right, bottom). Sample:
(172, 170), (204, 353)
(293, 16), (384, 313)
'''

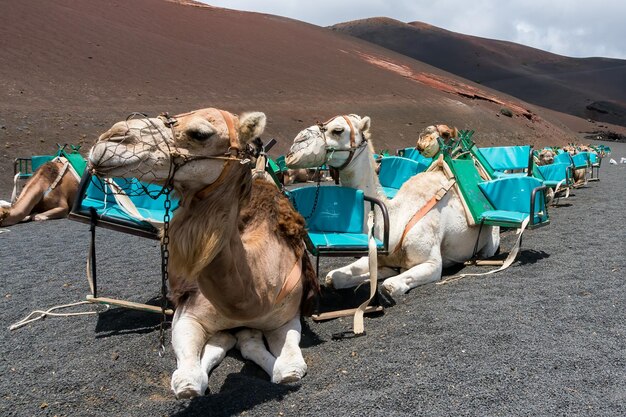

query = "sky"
(201, 0), (626, 59)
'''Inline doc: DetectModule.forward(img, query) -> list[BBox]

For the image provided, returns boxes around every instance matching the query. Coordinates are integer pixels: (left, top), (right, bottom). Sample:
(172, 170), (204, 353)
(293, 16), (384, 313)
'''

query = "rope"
(353, 211), (377, 334)
(9, 301), (108, 331)
(437, 216), (530, 285)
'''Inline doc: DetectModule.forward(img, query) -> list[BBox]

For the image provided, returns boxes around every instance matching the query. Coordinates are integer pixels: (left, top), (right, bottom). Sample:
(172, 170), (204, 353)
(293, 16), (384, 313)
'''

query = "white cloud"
(201, 0), (626, 59)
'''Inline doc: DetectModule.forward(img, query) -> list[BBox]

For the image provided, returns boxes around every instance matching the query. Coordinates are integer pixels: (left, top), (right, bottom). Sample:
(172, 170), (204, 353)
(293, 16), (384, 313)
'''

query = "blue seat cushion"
(77, 176), (178, 230)
(572, 152), (589, 169)
(381, 186), (399, 199)
(492, 171), (528, 178)
(479, 176), (543, 213)
(308, 232), (383, 250)
(288, 186), (365, 234)
(480, 210), (529, 224)
(478, 146), (531, 171)
(378, 156), (425, 190)
(538, 163), (570, 182)
(401, 148), (433, 166)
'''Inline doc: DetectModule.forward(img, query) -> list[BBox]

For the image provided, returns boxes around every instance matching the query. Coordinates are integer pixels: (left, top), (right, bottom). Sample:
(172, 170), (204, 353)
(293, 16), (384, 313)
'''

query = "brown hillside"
(331, 18), (626, 127)
(0, 1), (603, 195)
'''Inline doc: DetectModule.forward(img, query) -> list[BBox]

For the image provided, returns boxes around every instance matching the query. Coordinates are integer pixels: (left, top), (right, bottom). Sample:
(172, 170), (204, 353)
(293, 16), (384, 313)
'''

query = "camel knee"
(381, 260), (442, 298)
(235, 329), (265, 359)
(0, 207), (30, 227)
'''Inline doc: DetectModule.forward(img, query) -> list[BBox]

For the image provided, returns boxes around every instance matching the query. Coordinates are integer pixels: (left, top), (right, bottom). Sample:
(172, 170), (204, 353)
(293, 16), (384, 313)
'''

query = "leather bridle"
(158, 109), (252, 200)
(317, 115), (368, 171)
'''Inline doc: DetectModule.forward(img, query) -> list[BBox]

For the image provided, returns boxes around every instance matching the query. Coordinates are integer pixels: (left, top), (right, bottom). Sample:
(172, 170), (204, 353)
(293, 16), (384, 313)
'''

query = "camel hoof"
(171, 368), (208, 399)
(381, 280), (407, 299)
(324, 274), (335, 288)
(272, 366), (306, 384)
(272, 356), (306, 384)
(33, 214), (48, 221)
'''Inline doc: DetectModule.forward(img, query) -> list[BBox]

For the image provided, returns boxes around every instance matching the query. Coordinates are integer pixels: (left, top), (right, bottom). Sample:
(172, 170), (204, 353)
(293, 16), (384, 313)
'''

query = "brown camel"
(88, 107), (318, 398)
(416, 124), (459, 157)
(0, 159), (80, 227)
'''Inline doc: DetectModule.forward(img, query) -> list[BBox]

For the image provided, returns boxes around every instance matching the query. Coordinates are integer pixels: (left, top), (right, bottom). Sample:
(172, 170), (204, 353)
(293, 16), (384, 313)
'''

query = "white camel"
(88, 108), (318, 398)
(286, 115), (500, 297)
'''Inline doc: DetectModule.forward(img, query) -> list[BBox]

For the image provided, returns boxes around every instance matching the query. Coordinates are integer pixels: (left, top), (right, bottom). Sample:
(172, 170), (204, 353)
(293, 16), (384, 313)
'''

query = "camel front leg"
(32, 206), (70, 221)
(0, 183), (46, 227)
(170, 309), (235, 399)
(235, 329), (276, 377)
(381, 249), (443, 298)
(264, 316), (307, 384)
(326, 256), (396, 289)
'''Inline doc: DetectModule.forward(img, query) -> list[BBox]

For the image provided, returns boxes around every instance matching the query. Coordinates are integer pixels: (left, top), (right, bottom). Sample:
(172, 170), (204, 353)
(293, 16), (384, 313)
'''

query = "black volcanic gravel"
(1, 142), (625, 417)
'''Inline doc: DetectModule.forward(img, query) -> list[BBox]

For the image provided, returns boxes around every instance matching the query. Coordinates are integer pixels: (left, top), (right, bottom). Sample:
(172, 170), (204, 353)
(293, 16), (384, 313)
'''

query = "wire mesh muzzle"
(88, 113), (176, 199)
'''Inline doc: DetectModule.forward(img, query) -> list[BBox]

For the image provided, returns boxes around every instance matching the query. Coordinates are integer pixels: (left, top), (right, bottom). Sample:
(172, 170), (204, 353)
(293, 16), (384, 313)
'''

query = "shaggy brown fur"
(167, 172), (319, 315)
(240, 179), (319, 316)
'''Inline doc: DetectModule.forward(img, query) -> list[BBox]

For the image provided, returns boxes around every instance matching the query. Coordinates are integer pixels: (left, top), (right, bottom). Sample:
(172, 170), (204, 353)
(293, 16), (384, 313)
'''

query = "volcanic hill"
(0, 1), (614, 194)
(330, 18), (626, 127)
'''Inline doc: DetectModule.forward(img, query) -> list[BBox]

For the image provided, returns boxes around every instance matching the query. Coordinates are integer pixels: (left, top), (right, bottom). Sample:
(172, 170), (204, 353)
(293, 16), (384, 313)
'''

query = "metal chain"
(158, 186), (172, 357)
(292, 171), (321, 221)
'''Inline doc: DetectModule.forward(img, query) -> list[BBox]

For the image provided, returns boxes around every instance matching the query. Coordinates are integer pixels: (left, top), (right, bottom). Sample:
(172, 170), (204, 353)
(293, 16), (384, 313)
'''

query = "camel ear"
(358, 116), (371, 135)
(98, 122), (129, 141)
(238, 112), (266, 142)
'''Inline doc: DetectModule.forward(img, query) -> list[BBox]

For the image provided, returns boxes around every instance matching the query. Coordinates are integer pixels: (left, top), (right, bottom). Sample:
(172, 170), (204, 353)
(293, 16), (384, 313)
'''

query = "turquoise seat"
(71, 175), (179, 237)
(275, 155), (288, 173)
(287, 186), (389, 266)
(378, 156), (425, 199)
(536, 162), (571, 187)
(31, 155), (57, 171)
(400, 148), (433, 167)
(554, 152), (573, 165)
(478, 176), (548, 227)
(571, 152), (589, 169)
(477, 145), (532, 176)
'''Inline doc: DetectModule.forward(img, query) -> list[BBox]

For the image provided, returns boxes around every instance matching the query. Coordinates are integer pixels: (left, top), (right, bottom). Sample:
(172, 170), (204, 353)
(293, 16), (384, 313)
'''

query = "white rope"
(11, 172), (21, 203)
(438, 216), (530, 285)
(104, 178), (164, 227)
(9, 301), (108, 331)
(353, 211), (378, 334)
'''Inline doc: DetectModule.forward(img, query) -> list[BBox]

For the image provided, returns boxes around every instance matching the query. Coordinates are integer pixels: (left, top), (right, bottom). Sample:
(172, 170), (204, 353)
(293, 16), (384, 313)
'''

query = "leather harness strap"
(392, 179), (456, 255)
(218, 109), (240, 153)
(275, 257), (302, 305)
(193, 110), (241, 200)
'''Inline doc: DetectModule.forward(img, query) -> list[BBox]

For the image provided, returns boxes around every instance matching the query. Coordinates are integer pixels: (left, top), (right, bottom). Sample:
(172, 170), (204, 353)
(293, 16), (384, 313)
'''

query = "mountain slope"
(331, 18), (626, 127)
(0, 1), (595, 193)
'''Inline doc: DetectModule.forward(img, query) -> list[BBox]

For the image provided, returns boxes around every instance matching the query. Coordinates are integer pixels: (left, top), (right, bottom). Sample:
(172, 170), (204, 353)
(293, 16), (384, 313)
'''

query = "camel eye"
(187, 128), (214, 142)
(332, 127), (344, 135)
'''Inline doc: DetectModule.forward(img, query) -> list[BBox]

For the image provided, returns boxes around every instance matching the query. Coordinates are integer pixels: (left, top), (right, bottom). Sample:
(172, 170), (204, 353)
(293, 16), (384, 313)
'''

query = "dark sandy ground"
(1, 141), (624, 417)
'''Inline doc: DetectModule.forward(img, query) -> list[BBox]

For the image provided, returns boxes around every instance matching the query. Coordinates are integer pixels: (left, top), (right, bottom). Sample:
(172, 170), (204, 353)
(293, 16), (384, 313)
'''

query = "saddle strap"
(392, 179), (456, 255)
(275, 257), (302, 305)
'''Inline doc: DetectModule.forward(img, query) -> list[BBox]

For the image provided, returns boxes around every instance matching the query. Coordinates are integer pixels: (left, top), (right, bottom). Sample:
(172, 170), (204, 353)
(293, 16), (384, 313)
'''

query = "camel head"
(537, 149), (555, 165)
(563, 144), (578, 155)
(286, 114), (371, 169)
(416, 124), (459, 158)
(88, 108), (266, 191)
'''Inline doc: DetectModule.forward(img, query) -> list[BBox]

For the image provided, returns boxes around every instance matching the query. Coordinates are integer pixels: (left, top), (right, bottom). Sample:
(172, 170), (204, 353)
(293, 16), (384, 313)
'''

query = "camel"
(282, 168), (328, 185)
(286, 115), (499, 298)
(416, 124), (459, 157)
(88, 108), (318, 398)
(0, 159), (80, 227)
(536, 149), (555, 166)
(561, 145), (587, 184)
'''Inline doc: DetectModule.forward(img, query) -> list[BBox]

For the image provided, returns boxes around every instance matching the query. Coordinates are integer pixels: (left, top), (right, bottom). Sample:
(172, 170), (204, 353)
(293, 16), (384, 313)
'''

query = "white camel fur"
(286, 115), (500, 297)
(88, 108), (317, 399)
